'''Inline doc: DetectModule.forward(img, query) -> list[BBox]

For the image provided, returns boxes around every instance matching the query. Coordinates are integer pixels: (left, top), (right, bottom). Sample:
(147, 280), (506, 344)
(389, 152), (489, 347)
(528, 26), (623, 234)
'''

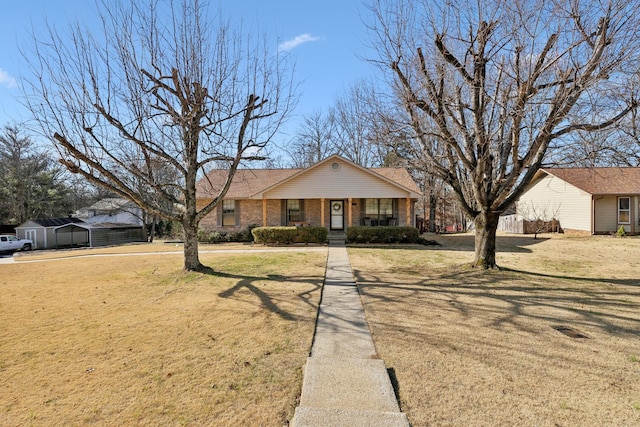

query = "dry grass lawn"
(0, 245), (326, 426)
(349, 233), (640, 426)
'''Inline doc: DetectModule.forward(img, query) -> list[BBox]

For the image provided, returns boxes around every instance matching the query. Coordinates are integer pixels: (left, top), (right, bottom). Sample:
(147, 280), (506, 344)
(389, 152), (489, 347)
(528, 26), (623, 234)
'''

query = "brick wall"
(197, 197), (415, 231)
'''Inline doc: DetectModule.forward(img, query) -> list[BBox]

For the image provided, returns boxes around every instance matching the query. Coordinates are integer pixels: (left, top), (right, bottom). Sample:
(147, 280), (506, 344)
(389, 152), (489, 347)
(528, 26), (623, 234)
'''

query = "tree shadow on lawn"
(432, 233), (551, 253)
(354, 266), (640, 337)
(348, 234), (548, 253)
(200, 267), (323, 321)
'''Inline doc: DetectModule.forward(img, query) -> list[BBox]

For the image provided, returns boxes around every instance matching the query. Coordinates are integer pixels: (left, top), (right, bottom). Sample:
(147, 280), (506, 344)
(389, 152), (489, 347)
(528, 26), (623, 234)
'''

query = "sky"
(0, 0), (378, 146)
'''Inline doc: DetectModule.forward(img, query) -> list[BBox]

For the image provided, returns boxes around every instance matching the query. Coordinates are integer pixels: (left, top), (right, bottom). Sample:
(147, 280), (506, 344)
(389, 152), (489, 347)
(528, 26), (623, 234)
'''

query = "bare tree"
(333, 80), (387, 167)
(369, 0), (640, 268)
(21, 0), (295, 270)
(288, 110), (337, 167)
(517, 200), (562, 238)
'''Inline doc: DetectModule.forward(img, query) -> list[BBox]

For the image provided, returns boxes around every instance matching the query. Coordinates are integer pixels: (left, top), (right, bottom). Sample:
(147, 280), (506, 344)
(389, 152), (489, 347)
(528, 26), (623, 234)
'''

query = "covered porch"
(258, 197), (416, 231)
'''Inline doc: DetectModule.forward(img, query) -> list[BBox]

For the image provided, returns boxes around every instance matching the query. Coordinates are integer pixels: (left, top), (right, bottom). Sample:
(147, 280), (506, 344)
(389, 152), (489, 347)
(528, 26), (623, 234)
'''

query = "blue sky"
(0, 0), (377, 143)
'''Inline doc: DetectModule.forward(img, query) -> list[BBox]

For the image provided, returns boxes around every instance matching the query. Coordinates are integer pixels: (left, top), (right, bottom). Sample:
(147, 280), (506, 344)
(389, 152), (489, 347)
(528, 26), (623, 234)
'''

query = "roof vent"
(330, 162), (341, 171)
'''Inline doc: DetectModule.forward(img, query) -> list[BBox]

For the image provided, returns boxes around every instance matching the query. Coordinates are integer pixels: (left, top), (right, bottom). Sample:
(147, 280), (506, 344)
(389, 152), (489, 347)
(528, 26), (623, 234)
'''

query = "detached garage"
(15, 217), (143, 249)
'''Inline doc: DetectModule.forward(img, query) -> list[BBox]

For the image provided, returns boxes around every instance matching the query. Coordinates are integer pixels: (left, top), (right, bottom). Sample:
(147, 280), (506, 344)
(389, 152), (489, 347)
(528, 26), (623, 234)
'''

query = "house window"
(364, 198), (395, 224)
(287, 199), (303, 222)
(618, 197), (630, 224)
(365, 199), (378, 218)
(222, 200), (236, 226)
(380, 198), (393, 218)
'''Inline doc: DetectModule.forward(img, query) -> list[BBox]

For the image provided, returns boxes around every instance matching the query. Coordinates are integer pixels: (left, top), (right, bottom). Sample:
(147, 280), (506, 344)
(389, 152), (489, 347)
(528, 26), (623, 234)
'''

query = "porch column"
(406, 197), (411, 226)
(262, 198), (267, 227)
(321, 198), (325, 227)
(348, 198), (353, 228)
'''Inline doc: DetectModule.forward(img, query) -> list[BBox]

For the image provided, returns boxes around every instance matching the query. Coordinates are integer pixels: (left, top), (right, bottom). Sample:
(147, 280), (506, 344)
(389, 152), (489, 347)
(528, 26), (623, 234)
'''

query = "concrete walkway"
(291, 241), (410, 427)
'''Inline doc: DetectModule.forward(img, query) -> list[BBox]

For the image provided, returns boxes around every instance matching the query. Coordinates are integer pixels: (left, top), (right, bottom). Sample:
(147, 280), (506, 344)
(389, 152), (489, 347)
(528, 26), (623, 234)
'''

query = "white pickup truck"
(0, 235), (33, 253)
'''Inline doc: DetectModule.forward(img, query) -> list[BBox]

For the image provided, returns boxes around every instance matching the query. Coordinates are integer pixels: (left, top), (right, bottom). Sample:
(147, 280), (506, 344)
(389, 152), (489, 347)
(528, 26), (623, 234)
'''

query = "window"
(364, 198), (395, 224)
(222, 200), (236, 226)
(287, 199), (303, 222)
(618, 197), (630, 224)
(380, 199), (393, 218)
(365, 199), (378, 218)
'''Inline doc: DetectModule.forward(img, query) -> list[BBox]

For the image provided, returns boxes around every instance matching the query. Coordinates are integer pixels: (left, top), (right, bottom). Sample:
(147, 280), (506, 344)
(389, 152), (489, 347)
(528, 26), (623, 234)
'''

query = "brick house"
(196, 155), (422, 233)
(514, 167), (640, 234)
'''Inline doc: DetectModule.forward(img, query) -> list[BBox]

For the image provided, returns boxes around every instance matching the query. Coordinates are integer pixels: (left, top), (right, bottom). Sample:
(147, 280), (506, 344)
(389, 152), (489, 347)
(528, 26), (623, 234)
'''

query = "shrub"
(346, 226), (420, 244)
(616, 225), (627, 237)
(252, 226), (328, 244)
(295, 226), (328, 244)
(198, 224), (258, 243)
(252, 226), (298, 244)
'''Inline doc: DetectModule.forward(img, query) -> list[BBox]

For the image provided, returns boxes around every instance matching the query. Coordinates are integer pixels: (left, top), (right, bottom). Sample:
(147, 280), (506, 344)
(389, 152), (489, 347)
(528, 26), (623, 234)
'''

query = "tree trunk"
(473, 210), (500, 269)
(182, 216), (204, 271)
(141, 210), (149, 242)
(429, 193), (437, 233)
(149, 216), (156, 243)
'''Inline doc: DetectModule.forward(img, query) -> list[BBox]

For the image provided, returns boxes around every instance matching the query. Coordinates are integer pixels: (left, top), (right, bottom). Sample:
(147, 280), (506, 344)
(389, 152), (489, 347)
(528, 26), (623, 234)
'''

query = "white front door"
(330, 200), (344, 230)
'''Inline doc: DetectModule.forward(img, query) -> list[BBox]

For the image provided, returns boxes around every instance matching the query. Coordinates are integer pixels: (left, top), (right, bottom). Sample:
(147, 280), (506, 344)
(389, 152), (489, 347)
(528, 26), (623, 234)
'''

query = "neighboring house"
(75, 198), (144, 226)
(196, 155), (422, 233)
(512, 167), (640, 235)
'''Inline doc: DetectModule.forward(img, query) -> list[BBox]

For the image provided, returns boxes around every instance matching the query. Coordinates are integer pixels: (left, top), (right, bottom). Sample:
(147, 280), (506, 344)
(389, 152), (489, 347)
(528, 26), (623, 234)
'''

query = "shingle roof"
(371, 167), (422, 194)
(196, 158), (422, 199)
(197, 168), (301, 199)
(32, 217), (85, 227)
(542, 167), (640, 195)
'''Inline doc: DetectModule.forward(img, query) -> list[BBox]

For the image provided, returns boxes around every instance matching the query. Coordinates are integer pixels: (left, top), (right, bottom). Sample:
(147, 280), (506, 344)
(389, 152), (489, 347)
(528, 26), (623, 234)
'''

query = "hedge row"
(197, 224), (257, 243)
(346, 226), (420, 243)
(252, 226), (328, 244)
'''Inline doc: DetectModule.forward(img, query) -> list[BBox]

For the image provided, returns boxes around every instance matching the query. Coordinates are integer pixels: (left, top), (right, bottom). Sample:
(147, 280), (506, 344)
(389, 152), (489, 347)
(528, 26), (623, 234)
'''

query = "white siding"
(263, 158), (410, 199)
(517, 174), (592, 232)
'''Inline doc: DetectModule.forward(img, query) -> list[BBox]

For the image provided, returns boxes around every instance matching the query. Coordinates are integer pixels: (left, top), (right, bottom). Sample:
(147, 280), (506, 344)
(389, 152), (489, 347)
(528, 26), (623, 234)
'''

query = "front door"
(330, 200), (344, 230)
(25, 229), (37, 249)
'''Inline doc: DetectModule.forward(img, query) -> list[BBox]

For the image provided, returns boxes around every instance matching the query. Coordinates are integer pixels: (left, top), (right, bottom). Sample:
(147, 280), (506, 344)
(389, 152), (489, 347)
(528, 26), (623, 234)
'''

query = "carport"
(53, 222), (91, 248)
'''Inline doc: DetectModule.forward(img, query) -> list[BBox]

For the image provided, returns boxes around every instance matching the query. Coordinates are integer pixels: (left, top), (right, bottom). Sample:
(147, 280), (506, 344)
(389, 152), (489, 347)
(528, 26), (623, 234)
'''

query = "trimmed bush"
(346, 226), (420, 244)
(295, 226), (328, 244)
(252, 226), (298, 244)
(197, 224), (258, 243)
(252, 226), (328, 245)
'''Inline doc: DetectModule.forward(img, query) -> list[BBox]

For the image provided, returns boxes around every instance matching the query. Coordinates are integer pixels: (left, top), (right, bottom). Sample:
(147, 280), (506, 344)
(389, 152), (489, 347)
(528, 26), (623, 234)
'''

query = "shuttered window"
(286, 199), (304, 223)
(221, 200), (239, 226)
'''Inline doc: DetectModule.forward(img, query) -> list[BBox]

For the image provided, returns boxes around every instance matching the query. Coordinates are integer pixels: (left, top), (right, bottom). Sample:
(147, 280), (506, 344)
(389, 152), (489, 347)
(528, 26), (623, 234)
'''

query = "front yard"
(349, 233), (640, 426)
(2, 234), (639, 426)
(0, 246), (326, 426)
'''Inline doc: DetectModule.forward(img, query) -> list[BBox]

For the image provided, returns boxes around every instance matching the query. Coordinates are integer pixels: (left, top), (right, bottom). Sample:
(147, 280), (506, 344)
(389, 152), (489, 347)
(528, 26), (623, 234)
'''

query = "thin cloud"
(278, 33), (320, 52)
(0, 69), (17, 89)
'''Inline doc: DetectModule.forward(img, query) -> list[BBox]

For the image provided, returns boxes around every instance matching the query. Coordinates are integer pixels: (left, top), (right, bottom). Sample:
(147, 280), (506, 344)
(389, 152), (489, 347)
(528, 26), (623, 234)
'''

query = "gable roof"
(197, 155), (422, 199)
(539, 167), (640, 195)
(81, 198), (138, 212)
